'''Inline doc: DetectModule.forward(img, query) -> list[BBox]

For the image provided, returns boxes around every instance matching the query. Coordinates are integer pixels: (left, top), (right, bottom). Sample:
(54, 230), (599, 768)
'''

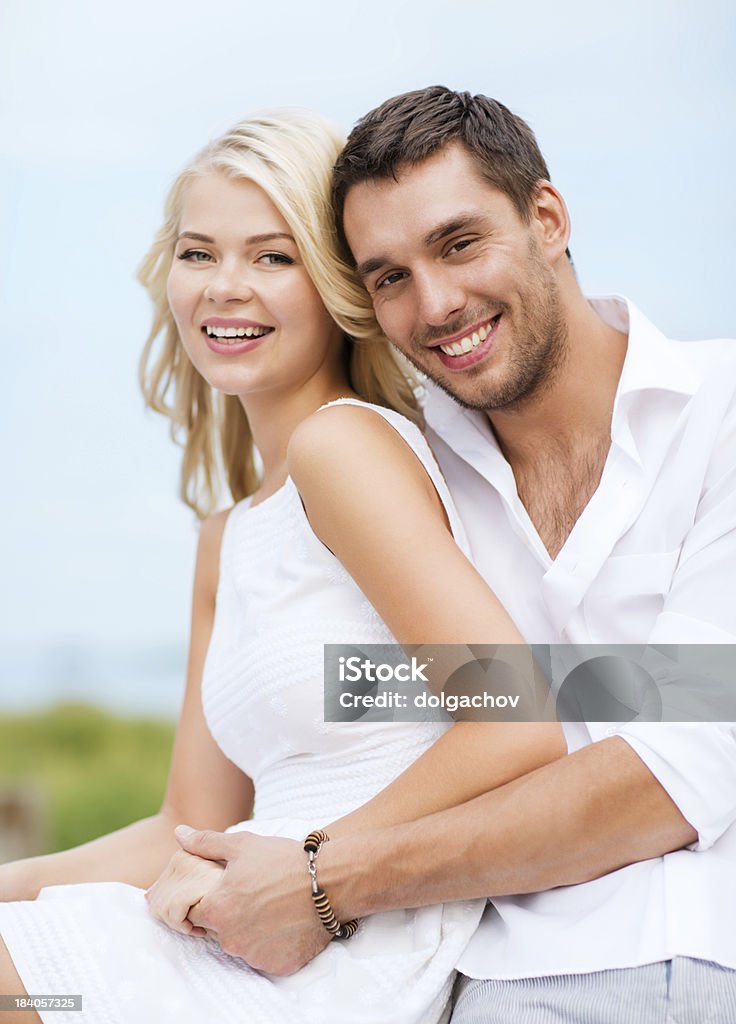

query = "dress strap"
(316, 398), (471, 556)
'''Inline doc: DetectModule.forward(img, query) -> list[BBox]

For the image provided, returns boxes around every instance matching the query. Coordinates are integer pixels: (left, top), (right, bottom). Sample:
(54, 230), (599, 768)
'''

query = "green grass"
(0, 703), (175, 853)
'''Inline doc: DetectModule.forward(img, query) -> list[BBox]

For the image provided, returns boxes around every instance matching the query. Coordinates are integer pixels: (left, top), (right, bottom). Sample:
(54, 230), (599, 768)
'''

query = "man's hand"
(174, 825), (330, 974)
(145, 847), (224, 937)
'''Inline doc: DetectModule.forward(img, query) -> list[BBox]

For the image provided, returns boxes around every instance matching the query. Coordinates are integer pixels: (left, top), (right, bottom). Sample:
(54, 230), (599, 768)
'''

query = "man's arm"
(180, 734), (695, 974)
(322, 736), (695, 920)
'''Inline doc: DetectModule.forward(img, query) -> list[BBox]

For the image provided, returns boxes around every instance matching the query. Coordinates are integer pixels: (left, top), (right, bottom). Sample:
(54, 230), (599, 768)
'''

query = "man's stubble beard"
(395, 245), (569, 414)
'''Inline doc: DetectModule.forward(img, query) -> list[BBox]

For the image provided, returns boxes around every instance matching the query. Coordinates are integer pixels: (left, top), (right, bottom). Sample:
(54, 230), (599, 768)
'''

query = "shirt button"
(604, 727), (617, 737)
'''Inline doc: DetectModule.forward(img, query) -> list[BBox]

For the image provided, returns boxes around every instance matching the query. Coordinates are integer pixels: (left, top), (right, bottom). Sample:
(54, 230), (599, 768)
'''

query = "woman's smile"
(201, 316), (275, 355)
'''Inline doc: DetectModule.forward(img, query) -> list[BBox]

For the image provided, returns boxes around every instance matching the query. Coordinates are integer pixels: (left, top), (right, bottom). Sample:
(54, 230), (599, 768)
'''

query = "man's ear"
(532, 181), (571, 264)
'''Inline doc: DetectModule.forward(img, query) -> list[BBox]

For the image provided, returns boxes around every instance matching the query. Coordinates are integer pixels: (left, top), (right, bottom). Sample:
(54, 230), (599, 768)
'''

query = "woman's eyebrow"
(244, 232), (296, 245)
(175, 231), (296, 245)
(177, 231), (215, 242)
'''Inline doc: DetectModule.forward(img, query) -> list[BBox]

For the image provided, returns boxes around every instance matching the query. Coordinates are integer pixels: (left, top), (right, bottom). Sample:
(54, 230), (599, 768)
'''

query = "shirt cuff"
(588, 723), (736, 850)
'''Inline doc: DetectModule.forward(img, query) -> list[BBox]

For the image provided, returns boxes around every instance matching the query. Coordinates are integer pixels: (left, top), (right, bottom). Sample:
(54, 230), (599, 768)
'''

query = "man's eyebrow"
(355, 256), (389, 282)
(422, 212), (489, 247)
(176, 231), (295, 244)
(355, 213), (490, 281)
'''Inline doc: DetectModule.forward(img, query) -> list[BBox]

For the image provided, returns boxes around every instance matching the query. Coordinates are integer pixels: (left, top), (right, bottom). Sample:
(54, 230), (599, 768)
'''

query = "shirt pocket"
(583, 550), (681, 642)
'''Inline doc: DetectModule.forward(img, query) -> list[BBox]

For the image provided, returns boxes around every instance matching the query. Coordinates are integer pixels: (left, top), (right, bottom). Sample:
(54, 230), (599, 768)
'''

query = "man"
(178, 87), (736, 1020)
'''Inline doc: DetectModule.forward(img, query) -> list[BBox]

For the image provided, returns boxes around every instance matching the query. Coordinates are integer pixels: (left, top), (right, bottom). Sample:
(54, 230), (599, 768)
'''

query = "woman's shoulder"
(316, 396), (422, 430)
(287, 396), (470, 553)
(286, 397), (452, 535)
(287, 398), (429, 474)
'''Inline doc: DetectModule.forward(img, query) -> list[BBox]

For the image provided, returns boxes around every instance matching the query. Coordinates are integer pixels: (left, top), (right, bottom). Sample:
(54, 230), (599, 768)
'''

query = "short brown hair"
(333, 85), (555, 260)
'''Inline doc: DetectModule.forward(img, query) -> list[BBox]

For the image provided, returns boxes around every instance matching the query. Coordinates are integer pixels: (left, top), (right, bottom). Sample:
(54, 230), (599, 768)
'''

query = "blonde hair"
(138, 109), (420, 519)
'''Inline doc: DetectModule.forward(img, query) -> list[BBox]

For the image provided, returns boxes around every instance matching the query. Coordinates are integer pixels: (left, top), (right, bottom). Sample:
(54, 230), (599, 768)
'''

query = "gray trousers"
(451, 958), (736, 1024)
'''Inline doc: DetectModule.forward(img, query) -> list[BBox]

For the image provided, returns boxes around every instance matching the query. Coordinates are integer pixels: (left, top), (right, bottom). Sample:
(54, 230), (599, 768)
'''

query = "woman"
(0, 110), (563, 1023)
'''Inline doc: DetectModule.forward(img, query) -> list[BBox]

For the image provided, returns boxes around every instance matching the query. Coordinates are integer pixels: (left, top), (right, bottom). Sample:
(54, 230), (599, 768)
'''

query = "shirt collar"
(596, 295), (698, 466)
(592, 294), (698, 399)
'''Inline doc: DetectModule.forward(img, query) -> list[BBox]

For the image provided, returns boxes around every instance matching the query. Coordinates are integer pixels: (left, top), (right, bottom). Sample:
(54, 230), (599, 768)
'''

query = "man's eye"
(446, 239), (474, 256)
(258, 253), (295, 266)
(376, 271), (406, 291)
(177, 249), (213, 263)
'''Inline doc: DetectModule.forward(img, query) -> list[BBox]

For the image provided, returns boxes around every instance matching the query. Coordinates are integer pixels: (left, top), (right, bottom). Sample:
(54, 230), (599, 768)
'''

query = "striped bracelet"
(303, 829), (359, 939)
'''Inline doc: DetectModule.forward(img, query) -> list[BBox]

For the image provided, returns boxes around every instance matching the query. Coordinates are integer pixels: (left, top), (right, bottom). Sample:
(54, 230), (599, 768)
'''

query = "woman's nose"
(203, 261), (254, 304)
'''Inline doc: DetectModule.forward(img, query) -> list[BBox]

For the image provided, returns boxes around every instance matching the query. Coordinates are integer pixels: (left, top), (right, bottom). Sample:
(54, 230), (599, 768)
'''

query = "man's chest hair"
(512, 437), (611, 559)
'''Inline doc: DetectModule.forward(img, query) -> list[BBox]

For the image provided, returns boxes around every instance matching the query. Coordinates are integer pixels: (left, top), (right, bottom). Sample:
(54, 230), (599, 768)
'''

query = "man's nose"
(414, 269), (466, 327)
(203, 260), (254, 304)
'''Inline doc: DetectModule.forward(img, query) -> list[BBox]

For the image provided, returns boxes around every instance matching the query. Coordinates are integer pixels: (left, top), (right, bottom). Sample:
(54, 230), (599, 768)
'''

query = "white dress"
(0, 400), (485, 1024)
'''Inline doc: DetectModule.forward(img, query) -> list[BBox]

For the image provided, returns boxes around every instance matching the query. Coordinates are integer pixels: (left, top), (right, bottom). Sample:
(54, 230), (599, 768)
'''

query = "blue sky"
(1, 0), (734, 711)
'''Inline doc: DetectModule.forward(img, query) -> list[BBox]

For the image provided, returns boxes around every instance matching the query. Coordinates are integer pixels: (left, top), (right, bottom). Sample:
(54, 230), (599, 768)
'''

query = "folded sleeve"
(587, 722), (736, 850)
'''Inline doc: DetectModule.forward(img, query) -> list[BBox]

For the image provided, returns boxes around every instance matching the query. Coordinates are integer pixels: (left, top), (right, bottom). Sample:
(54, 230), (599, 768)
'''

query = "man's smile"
(429, 313), (502, 370)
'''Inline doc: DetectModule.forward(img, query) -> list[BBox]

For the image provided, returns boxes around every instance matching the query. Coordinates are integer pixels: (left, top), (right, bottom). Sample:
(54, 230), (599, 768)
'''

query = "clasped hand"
(145, 846), (223, 937)
(146, 826), (330, 975)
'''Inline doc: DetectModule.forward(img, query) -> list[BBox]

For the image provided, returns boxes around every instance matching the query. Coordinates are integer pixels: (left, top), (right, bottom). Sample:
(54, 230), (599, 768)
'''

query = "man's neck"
(489, 294), (628, 471)
(488, 294), (628, 558)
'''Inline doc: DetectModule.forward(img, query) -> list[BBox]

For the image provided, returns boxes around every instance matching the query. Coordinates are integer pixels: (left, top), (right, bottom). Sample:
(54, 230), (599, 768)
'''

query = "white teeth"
(205, 325), (270, 341)
(439, 318), (496, 357)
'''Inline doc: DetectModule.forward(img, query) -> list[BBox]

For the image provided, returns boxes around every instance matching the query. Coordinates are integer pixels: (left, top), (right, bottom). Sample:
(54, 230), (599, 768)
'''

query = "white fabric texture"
(0, 400), (484, 1024)
(423, 296), (736, 979)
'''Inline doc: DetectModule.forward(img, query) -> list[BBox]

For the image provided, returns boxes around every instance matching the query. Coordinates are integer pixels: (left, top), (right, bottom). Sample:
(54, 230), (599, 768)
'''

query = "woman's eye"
(177, 249), (213, 263)
(258, 252), (294, 266)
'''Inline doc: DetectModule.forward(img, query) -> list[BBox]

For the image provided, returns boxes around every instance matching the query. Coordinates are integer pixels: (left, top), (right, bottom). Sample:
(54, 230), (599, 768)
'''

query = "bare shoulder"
(287, 403), (428, 493)
(287, 404), (446, 541)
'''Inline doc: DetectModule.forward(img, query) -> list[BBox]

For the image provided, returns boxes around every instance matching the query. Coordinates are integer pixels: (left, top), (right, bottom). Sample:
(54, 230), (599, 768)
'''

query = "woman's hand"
(145, 848), (225, 937)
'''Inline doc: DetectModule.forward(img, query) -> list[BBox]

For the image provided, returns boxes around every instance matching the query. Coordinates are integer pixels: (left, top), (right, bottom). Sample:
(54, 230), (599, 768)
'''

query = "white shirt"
(423, 296), (736, 978)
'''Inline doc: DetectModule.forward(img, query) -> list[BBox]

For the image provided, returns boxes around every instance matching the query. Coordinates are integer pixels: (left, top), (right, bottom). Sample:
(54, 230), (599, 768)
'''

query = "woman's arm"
(0, 511), (254, 900)
(287, 404), (566, 835)
(327, 722), (564, 839)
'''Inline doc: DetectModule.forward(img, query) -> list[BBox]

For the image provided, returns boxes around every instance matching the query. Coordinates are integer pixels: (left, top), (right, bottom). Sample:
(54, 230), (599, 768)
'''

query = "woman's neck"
(240, 369), (359, 499)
